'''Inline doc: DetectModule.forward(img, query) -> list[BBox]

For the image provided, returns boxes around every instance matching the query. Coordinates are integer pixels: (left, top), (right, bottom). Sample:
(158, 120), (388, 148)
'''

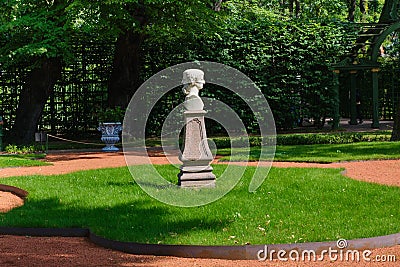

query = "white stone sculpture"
(182, 69), (205, 111)
(178, 69), (216, 188)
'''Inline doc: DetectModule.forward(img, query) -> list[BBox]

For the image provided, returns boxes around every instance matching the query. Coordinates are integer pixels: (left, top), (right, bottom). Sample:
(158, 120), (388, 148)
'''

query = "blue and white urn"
(98, 122), (122, 152)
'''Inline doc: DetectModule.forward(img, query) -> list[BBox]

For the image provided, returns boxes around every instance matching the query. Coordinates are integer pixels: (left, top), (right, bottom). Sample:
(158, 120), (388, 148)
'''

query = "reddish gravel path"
(0, 151), (399, 266)
(1, 152), (399, 187)
(0, 236), (398, 267)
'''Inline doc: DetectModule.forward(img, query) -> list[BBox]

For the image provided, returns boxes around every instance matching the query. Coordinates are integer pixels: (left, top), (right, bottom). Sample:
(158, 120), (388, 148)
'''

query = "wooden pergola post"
(349, 70), (358, 125)
(371, 67), (381, 128)
(332, 69), (340, 130)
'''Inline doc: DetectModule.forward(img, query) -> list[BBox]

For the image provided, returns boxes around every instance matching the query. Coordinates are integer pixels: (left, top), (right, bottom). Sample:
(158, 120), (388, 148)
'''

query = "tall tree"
(256, 0), (349, 20)
(347, 0), (357, 21)
(10, 59), (62, 144)
(0, 0), (74, 144)
(0, 0), (219, 143)
(107, 4), (147, 108)
(289, 0), (301, 17)
(97, 0), (220, 108)
(385, 0), (400, 140)
(375, 0), (400, 141)
(391, 102), (400, 141)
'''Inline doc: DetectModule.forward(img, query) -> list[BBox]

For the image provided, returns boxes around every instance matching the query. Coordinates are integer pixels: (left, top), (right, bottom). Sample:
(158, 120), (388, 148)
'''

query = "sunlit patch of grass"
(1, 165), (399, 245)
(0, 154), (49, 168)
(218, 141), (400, 163)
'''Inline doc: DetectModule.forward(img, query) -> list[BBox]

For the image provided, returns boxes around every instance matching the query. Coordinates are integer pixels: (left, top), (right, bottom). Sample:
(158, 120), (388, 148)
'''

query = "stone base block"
(178, 171), (216, 188)
(180, 165), (213, 173)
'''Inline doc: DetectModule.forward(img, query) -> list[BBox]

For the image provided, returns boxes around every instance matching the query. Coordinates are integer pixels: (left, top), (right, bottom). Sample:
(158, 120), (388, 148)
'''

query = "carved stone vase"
(98, 122), (122, 152)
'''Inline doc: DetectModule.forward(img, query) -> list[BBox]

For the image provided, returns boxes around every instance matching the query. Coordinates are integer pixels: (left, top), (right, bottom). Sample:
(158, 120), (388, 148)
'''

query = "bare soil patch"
(0, 192), (24, 213)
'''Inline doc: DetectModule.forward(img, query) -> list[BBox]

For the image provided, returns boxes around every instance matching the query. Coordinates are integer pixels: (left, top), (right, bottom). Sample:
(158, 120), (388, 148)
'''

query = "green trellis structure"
(0, 37), (114, 135)
(332, 0), (400, 129)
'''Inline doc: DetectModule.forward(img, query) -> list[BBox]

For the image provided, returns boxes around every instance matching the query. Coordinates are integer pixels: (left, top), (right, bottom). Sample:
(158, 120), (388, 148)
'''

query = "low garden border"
(0, 227), (398, 260)
(0, 184), (28, 199)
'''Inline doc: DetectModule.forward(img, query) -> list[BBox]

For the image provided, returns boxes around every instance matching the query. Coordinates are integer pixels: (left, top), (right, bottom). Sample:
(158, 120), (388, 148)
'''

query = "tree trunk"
(360, 0), (366, 15)
(108, 30), (145, 108)
(8, 58), (62, 145)
(214, 0), (223, 11)
(347, 0), (357, 21)
(391, 100), (400, 141)
(288, 0), (301, 17)
(294, 0), (300, 17)
(108, 2), (148, 108)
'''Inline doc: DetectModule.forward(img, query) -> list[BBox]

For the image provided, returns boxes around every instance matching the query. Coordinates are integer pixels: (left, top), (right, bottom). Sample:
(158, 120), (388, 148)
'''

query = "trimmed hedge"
(212, 132), (391, 148)
(277, 132), (390, 145)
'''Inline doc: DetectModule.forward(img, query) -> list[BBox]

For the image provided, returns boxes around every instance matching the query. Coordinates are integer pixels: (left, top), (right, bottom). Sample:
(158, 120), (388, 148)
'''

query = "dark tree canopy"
(1, 0), (400, 143)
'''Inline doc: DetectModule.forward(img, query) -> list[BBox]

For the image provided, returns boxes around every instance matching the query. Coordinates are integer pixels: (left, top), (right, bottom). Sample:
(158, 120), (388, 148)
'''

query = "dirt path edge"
(0, 226), (398, 260)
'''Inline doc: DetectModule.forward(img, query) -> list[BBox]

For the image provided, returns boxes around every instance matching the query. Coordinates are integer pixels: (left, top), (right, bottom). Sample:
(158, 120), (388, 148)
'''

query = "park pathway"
(1, 151), (399, 187)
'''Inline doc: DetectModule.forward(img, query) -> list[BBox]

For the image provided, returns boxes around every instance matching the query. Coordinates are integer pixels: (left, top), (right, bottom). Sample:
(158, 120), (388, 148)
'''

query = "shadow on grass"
(1, 195), (231, 245)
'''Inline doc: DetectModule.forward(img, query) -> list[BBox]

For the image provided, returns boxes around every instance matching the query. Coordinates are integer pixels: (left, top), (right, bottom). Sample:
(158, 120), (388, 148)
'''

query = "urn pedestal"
(178, 110), (216, 187)
(98, 122), (122, 152)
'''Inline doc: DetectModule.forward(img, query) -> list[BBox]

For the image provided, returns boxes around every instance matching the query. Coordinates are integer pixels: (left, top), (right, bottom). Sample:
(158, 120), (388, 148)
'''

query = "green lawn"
(0, 154), (49, 168)
(218, 141), (400, 163)
(1, 165), (399, 245)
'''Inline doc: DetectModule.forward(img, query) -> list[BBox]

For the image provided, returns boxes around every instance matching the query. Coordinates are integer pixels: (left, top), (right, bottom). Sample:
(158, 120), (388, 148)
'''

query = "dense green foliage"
(0, 0), (397, 138)
(210, 6), (351, 130)
(143, 3), (360, 134)
(276, 131), (390, 144)
(4, 144), (45, 154)
(0, 0), (218, 65)
(0, 1), (73, 67)
(1, 165), (399, 245)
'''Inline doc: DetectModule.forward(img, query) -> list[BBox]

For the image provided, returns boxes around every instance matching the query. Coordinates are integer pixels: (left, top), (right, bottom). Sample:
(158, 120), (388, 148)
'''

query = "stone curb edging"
(0, 184), (28, 199)
(0, 227), (399, 260)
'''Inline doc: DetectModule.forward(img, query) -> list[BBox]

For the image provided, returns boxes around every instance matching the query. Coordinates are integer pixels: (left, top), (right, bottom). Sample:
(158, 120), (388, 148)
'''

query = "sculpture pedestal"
(178, 110), (216, 188)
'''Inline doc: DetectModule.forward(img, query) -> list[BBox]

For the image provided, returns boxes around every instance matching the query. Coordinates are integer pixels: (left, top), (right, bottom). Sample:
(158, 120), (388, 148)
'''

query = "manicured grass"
(0, 154), (49, 168)
(218, 141), (400, 163)
(1, 165), (399, 245)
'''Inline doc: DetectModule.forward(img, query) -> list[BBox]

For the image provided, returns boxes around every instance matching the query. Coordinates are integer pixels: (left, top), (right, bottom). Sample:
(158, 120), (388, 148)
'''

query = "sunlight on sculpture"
(178, 69), (216, 187)
(182, 69), (205, 111)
